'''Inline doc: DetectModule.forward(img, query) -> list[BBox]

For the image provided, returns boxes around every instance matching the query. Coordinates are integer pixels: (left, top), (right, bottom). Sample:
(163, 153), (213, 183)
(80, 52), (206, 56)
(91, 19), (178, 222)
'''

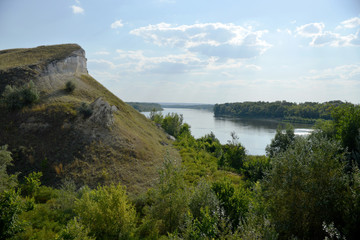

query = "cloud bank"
(296, 18), (360, 47)
(130, 22), (271, 59)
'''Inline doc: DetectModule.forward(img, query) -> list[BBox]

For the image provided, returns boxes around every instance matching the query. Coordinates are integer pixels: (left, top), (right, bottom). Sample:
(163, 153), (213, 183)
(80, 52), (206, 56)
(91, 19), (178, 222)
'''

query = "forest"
(214, 100), (347, 124)
(1, 103), (360, 239)
(126, 102), (163, 112)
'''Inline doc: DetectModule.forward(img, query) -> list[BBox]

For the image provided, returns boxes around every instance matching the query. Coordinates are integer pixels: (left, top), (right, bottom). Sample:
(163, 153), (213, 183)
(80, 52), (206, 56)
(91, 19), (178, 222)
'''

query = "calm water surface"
(144, 108), (312, 155)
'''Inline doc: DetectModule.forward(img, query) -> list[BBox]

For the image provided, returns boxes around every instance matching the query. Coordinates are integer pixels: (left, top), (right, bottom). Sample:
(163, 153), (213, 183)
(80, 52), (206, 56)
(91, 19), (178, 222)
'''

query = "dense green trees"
(264, 135), (352, 239)
(126, 103), (163, 112)
(149, 110), (184, 137)
(214, 100), (346, 123)
(265, 124), (295, 158)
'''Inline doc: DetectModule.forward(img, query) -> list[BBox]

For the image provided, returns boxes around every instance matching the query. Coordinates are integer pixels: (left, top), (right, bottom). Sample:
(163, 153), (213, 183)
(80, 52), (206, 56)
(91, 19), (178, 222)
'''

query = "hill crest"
(0, 44), (178, 194)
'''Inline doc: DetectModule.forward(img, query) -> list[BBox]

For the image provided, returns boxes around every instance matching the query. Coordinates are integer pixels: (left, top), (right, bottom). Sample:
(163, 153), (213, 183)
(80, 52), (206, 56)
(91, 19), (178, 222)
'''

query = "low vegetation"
(0, 44), (81, 71)
(64, 81), (76, 93)
(1, 81), (39, 110)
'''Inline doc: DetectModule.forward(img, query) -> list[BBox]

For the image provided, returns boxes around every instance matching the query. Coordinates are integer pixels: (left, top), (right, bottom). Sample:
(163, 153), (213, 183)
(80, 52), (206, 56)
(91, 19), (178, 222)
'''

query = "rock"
(87, 97), (118, 128)
(167, 135), (176, 141)
(20, 117), (50, 132)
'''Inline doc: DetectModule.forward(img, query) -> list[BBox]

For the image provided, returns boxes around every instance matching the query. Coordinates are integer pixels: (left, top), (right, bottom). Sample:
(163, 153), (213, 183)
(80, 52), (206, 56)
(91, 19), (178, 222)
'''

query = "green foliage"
(212, 178), (250, 229)
(74, 184), (137, 239)
(332, 104), (360, 166)
(174, 133), (219, 183)
(181, 207), (220, 239)
(57, 217), (95, 240)
(127, 103), (163, 112)
(144, 156), (189, 235)
(21, 171), (42, 198)
(77, 102), (93, 118)
(265, 124), (295, 158)
(1, 81), (39, 110)
(149, 109), (164, 124)
(214, 100), (344, 122)
(0, 189), (25, 239)
(242, 155), (270, 182)
(238, 210), (278, 240)
(161, 113), (184, 137)
(65, 80), (76, 93)
(220, 132), (246, 170)
(148, 110), (184, 137)
(263, 135), (351, 239)
(0, 145), (18, 192)
(15, 198), (69, 239)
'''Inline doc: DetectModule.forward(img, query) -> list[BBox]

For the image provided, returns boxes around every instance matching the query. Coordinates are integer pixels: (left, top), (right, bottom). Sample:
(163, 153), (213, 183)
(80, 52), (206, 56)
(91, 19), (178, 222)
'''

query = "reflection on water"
(143, 108), (313, 155)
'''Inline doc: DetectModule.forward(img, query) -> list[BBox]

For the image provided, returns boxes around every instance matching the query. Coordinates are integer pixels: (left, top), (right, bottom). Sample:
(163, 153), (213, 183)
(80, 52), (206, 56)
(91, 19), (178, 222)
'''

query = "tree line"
(214, 100), (348, 124)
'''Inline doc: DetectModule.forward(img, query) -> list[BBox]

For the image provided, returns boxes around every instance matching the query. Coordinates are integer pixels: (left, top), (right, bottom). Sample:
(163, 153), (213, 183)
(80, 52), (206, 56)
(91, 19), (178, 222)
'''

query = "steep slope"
(0, 44), (179, 194)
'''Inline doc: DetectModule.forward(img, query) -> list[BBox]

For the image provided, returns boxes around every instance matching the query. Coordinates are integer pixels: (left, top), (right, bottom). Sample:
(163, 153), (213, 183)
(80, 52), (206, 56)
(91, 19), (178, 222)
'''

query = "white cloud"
(95, 51), (110, 55)
(339, 17), (360, 29)
(296, 22), (324, 37)
(130, 22), (271, 59)
(111, 20), (124, 29)
(296, 22), (360, 47)
(245, 64), (262, 71)
(114, 49), (205, 74)
(88, 59), (116, 69)
(71, 5), (84, 14)
(302, 64), (360, 85)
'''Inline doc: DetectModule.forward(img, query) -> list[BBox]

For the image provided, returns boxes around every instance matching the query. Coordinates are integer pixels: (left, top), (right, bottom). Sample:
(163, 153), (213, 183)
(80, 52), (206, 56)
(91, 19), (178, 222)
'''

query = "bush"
(65, 81), (76, 93)
(1, 81), (39, 110)
(74, 184), (137, 239)
(0, 145), (18, 192)
(0, 189), (25, 239)
(265, 124), (295, 158)
(77, 102), (93, 118)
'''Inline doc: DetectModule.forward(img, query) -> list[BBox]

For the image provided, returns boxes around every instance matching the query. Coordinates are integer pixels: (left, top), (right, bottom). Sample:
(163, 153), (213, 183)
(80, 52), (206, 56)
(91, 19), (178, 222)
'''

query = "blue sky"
(1, 0), (360, 103)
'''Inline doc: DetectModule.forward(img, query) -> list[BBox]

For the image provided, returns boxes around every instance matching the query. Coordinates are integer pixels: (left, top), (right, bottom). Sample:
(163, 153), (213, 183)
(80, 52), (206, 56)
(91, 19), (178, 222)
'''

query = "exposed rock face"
(42, 49), (87, 76)
(0, 45), (88, 93)
(19, 116), (50, 132)
(38, 49), (88, 90)
(88, 97), (118, 128)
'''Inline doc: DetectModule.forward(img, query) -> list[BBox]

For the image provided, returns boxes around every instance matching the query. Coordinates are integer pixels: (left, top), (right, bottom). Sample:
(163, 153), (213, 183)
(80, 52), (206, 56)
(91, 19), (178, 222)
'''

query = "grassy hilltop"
(0, 44), (178, 194)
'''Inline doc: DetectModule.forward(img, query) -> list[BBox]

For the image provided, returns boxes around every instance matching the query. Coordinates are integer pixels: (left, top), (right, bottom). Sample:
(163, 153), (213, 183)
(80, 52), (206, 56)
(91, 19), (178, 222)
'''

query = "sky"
(1, 0), (360, 104)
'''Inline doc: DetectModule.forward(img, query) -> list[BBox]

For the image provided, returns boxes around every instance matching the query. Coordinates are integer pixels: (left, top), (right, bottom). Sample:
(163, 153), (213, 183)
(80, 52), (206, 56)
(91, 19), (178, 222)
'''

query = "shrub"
(77, 102), (93, 118)
(0, 145), (18, 192)
(65, 81), (76, 93)
(1, 81), (39, 110)
(161, 113), (184, 137)
(0, 189), (25, 239)
(74, 184), (137, 239)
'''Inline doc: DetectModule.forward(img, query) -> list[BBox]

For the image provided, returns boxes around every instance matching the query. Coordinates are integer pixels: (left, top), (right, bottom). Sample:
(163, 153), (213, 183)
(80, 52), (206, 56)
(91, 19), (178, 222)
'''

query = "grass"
(0, 44), (180, 194)
(0, 44), (81, 70)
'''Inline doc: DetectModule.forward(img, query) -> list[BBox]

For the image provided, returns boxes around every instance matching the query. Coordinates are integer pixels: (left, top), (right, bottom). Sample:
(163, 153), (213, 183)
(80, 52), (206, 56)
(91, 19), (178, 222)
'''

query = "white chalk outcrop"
(37, 48), (88, 91)
(88, 97), (118, 128)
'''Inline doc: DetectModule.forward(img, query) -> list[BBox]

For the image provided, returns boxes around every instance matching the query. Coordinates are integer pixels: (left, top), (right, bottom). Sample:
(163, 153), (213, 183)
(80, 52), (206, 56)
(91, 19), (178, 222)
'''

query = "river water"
(143, 108), (313, 155)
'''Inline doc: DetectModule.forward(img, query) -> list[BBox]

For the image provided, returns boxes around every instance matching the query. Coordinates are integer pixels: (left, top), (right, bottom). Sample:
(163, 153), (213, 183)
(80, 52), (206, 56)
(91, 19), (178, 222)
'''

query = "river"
(143, 108), (313, 155)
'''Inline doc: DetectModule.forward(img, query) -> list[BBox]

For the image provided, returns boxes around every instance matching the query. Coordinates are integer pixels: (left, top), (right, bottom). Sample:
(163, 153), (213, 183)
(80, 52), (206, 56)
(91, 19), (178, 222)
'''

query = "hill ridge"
(0, 44), (178, 194)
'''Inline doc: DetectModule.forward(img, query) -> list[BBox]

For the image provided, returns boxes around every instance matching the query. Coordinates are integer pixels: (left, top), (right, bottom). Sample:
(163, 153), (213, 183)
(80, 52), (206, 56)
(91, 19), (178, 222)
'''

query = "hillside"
(0, 44), (179, 194)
